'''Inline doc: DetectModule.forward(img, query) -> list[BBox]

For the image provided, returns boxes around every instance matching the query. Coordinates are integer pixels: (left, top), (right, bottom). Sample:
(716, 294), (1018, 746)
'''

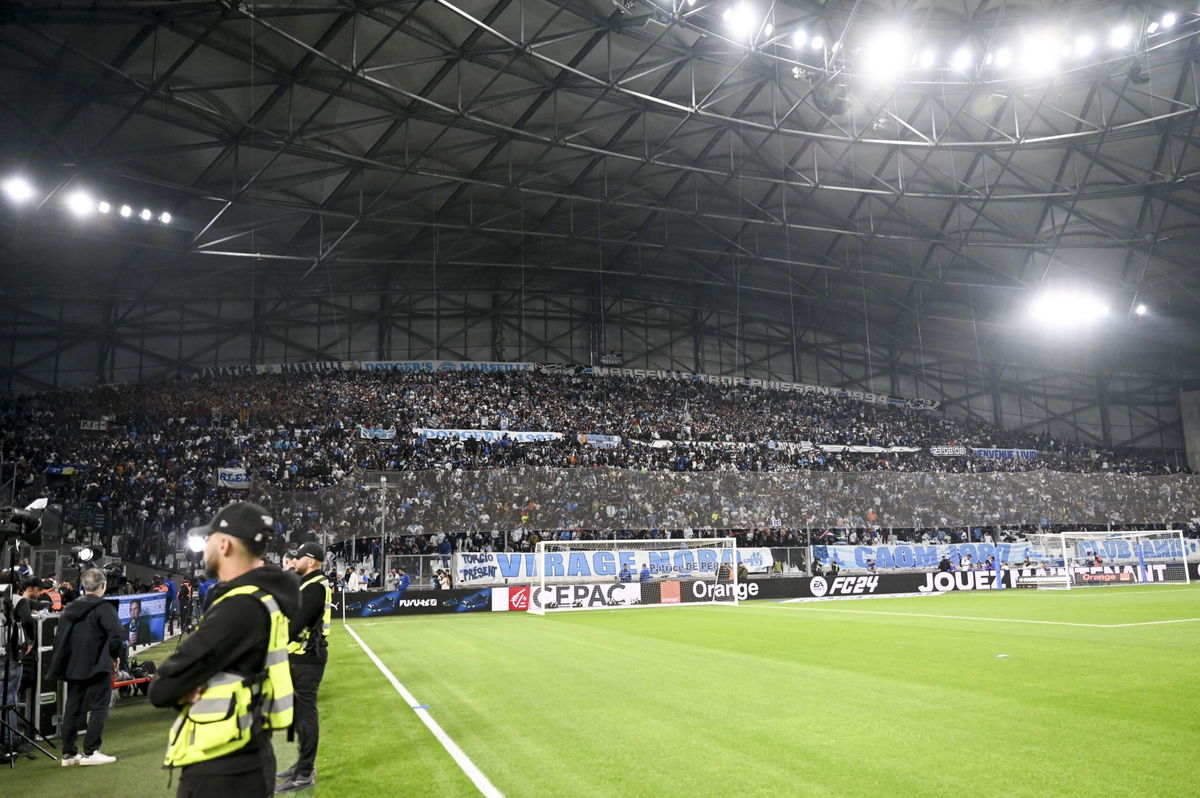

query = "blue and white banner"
(217, 467), (251, 489)
(361, 360), (534, 373)
(970, 448), (1038, 461)
(815, 542), (1056, 569)
(358, 427), (398, 440)
(1071, 537), (1197, 562)
(815, 539), (1196, 569)
(577, 433), (621, 449)
(453, 547), (773, 586)
(415, 428), (563, 443)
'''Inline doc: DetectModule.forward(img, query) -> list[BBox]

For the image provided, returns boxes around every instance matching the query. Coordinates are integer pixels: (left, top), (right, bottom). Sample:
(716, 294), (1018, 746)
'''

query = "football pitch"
(10, 584), (1200, 796)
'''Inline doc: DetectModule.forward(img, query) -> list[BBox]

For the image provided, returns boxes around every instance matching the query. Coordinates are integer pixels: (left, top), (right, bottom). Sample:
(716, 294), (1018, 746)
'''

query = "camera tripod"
(1, 537), (58, 766)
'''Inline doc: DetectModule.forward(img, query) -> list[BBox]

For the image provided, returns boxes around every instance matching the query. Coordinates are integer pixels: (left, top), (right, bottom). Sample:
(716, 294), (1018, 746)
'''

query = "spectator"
(48, 567), (123, 766)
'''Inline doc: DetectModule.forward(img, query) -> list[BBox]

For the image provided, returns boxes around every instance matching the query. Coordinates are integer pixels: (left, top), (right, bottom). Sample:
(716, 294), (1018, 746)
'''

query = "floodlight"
(187, 535), (206, 554)
(1162, 13), (1177, 28)
(793, 29), (808, 48)
(1027, 289), (1111, 327)
(2, 176), (35, 204)
(721, 3), (756, 40)
(65, 190), (96, 217)
(1135, 303), (1147, 316)
(951, 46), (972, 72)
(72, 543), (103, 563)
(860, 27), (908, 80)
(1147, 21), (1159, 34)
(1109, 25), (1132, 48)
(159, 211), (171, 224)
(1074, 35), (1095, 57)
(98, 201), (111, 214)
(119, 204), (132, 217)
(140, 208), (152, 221)
(1020, 34), (1060, 75)
(918, 48), (936, 69)
(995, 47), (1012, 68)
(811, 36), (824, 50)
(763, 23), (772, 36)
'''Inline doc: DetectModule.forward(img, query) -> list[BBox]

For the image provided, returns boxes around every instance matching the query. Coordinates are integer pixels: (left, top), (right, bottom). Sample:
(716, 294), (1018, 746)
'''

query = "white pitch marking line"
(345, 624), (503, 798)
(778, 605), (1200, 629)
(779, 606), (1107, 627)
(1103, 618), (1200, 627)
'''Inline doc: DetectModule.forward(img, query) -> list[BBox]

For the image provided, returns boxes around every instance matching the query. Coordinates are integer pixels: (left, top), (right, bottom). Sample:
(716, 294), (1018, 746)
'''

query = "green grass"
(8, 585), (1200, 796)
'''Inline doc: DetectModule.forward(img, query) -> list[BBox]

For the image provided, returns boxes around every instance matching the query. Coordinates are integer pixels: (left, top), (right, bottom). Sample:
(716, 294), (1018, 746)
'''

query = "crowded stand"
(1, 367), (1195, 570)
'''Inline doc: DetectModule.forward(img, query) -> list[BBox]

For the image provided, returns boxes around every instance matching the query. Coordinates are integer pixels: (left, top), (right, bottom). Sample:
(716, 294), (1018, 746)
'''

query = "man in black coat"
(49, 567), (123, 766)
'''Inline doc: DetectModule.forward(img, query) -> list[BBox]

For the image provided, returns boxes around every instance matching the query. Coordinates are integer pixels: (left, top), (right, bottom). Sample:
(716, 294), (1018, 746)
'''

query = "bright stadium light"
(810, 35), (824, 50)
(97, 200), (111, 214)
(119, 204), (132, 217)
(792, 29), (808, 48)
(159, 211), (171, 224)
(2, 176), (35, 204)
(65, 190), (95, 217)
(1109, 24), (1132, 48)
(1074, 34), (1095, 57)
(1162, 12), (1177, 28)
(994, 47), (1012, 68)
(1028, 289), (1111, 327)
(1135, 303), (1148, 316)
(860, 27), (909, 81)
(1020, 33), (1060, 75)
(1147, 21), (1159, 34)
(949, 46), (972, 72)
(721, 3), (756, 40)
(139, 208), (152, 221)
(187, 535), (206, 554)
(918, 48), (936, 69)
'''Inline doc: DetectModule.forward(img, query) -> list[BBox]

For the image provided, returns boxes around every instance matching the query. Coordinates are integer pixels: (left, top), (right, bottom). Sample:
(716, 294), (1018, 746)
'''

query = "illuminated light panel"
(792, 29), (807, 48)
(860, 27), (910, 81)
(811, 35), (824, 50)
(119, 204), (132, 217)
(65, 190), (94, 217)
(97, 201), (111, 214)
(1027, 290), (1111, 327)
(1109, 25), (1132, 48)
(994, 47), (1012, 68)
(1074, 34), (1095, 57)
(2, 176), (35, 204)
(950, 46), (972, 72)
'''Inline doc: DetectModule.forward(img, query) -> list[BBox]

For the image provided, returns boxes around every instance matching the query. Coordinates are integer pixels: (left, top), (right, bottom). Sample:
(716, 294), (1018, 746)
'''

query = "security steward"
(275, 541), (331, 793)
(148, 502), (300, 798)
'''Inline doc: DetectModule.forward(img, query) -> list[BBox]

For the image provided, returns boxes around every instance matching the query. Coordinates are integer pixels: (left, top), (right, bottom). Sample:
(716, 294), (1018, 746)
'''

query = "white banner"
(453, 547), (773, 586)
(217, 468), (250, 489)
(531, 582), (644, 611)
(415, 428), (563, 443)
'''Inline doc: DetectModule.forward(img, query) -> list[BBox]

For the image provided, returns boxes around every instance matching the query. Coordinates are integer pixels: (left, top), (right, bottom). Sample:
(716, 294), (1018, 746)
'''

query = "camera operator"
(148, 502), (299, 798)
(2, 579), (42, 760)
(276, 541), (331, 793)
(48, 567), (123, 766)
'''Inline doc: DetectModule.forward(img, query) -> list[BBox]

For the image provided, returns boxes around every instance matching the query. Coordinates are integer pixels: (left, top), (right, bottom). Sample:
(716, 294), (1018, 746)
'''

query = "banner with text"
(217, 468), (251, 489)
(415, 428), (563, 443)
(453, 547), (773, 586)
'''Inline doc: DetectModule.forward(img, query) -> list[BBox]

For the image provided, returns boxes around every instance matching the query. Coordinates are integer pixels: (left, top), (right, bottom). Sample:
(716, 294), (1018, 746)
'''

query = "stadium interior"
(1, 1), (1199, 796)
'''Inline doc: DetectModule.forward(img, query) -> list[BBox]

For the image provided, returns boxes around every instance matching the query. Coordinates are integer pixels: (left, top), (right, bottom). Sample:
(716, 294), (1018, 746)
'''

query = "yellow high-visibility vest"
(287, 572), (332, 655)
(164, 586), (294, 768)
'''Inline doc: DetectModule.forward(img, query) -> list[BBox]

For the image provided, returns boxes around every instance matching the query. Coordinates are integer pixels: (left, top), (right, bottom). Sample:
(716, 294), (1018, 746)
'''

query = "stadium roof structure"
(1, 1), (1199, 456)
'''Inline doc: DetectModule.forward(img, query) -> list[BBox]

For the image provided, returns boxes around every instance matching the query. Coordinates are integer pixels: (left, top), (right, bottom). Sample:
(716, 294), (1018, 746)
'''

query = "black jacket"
(50, 594), (123, 681)
(288, 569), (329, 664)
(149, 566), (300, 776)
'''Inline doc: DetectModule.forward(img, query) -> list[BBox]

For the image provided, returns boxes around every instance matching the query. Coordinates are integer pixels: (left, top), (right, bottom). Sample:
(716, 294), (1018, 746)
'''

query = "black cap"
(294, 541), (325, 562)
(192, 501), (273, 546)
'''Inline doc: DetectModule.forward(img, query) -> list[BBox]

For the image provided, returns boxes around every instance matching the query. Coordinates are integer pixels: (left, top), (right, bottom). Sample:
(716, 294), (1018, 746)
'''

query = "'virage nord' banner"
(453, 547), (774, 586)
